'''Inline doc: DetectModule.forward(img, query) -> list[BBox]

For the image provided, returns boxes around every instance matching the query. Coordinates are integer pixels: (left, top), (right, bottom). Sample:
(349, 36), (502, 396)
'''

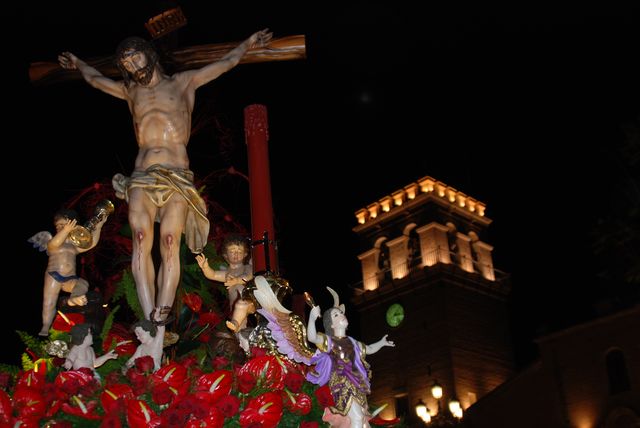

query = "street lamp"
(414, 380), (463, 426)
(415, 399), (431, 423)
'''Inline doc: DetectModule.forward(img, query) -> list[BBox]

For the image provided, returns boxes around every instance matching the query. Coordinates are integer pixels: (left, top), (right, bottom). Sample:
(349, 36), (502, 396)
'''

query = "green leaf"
(16, 330), (45, 357)
(100, 305), (120, 342)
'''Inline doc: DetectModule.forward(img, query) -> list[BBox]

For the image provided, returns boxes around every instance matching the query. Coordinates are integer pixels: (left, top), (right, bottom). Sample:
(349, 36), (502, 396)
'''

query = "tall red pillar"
(244, 104), (278, 274)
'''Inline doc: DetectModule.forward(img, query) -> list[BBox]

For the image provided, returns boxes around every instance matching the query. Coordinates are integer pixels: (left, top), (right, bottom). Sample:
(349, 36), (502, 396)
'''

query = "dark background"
(6, 2), (639, 368)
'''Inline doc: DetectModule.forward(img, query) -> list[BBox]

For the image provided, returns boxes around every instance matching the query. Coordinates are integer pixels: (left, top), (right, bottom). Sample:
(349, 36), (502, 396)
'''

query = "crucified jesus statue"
(58, 29), (272, 334)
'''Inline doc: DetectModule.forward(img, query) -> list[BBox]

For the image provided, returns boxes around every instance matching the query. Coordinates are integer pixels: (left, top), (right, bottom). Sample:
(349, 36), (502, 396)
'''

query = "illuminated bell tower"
(352, 176), (514, 425)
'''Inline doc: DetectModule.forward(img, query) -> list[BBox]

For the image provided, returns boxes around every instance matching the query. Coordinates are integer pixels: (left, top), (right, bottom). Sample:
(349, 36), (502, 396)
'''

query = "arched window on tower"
(606, 349), (631, 395)
(407, 231), (421, 270)
(377, 242), (391, 285)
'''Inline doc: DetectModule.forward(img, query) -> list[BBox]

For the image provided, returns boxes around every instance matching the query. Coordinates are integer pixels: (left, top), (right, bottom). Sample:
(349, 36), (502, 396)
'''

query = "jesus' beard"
(132, 64), (154, 86)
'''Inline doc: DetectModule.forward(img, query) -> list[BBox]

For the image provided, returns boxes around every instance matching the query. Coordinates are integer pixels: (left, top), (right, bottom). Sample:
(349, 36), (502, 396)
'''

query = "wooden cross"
(29, 34), (306, 85)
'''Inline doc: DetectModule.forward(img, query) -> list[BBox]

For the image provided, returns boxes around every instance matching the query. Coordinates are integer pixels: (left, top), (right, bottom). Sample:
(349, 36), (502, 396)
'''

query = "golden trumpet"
(69, 199), (114, 249)
(304, 291), (316, 308)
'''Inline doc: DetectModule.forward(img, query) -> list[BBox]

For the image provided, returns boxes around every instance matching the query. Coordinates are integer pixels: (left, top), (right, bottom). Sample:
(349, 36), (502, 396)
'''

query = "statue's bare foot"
(67, 295), (88, 306)
(226, 319), (240, 333)
(150, 306), (174, 326)
(38, 329), (49, 337)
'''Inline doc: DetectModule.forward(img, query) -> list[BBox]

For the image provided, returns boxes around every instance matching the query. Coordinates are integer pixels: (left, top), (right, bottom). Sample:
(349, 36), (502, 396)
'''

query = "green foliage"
(0, 363), (20, 376)
(16, 330), (45, 357)
(100, 305), (120, 342)
(49, 329), (70, 343)
(95, 356), (127, 379)
(116, 269), (143, 319)
(20, 353), (33, 371)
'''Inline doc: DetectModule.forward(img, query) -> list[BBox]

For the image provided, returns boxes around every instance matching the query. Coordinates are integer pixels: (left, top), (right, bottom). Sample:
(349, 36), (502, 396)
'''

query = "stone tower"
(351, 176), (514, 425)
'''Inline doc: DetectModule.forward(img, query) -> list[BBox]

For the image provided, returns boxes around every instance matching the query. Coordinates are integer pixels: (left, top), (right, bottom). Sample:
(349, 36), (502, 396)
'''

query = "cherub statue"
(124, 319), (165, 372)
(64, 323), (118, 375)
(305, 287), (395, 428)
(196, 234), (254, 333)
(28, 208), (107, 336)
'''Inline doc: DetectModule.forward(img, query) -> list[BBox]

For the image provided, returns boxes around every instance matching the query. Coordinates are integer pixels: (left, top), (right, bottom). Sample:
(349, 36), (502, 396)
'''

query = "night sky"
(7, 2), (640, 367)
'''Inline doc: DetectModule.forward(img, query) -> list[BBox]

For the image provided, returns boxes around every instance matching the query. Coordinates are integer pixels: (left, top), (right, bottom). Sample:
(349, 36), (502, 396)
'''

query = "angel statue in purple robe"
(305, 287), (395, 428)
(250, 278), (395, 427)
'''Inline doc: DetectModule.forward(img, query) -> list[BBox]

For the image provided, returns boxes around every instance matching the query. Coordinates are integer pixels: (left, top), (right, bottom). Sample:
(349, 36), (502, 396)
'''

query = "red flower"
(237, 371), (257, 393)
(100, 413), (123, 428)
(12, 388), (47, 418)
(183, 293), (203, 313)
(179, 354), (199, 369)
(314, 384), (335, 408)
(51, 312), (85, 332)
(250, 347), (267, 358)
(0, 373), (11, 390)
(152, 363), (188, 393)
(0, 389), (11, 424)
(283, 390), (312, 415)
(10, 416), (40, 428)
(160, 406), (188, 427)
(284, 371), (305, 393)
(102, 323), (136, 357)
(197, 311), (222, 327)
(100, 384), (134, 414)
(125, 399), (162, 428)
(197, 330), (212, 343)
(238, 355), (285, 391)
(61, 396), (101, 420)
(239, 392), (283, 428)
(126, 369), (149, 395)
(190, 366), (204, 379)
(151, 382), (176, 406)
(54, 369), (96, 397)
(134, 356), (155, 374)
(300, 422), (319, 428)
(215, 394), (241, 417)
(44, 421), (72, 428)
(194, 371), (233, 404)
(185, 410), (225, 428)
(15, 368), (46, 391)
(45, 398), (63, 417)
(52, 357), (66, 367)
(211, 356), (230, 370)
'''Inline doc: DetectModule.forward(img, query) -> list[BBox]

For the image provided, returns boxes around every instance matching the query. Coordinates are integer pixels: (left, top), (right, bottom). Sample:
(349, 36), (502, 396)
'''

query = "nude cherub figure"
(196, 234), (254, 333)
(64, 323), (117, 373)
(29, 208), (106, 336)
(124, 319), (165, 372)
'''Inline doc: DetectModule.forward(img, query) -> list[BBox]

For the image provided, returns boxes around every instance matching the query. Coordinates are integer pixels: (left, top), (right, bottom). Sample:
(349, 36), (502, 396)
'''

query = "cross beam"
(29, 34), (306, 85)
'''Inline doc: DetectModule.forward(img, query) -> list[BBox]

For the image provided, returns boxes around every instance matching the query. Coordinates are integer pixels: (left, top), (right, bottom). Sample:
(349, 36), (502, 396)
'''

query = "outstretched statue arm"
(93, 349), (118, 368)
(306, 305), (323, 346)
(365, 334), (395, 355)
(187, 28), (273, 89)
(58, 52), (126, 99)
(195, 254), (227, 282)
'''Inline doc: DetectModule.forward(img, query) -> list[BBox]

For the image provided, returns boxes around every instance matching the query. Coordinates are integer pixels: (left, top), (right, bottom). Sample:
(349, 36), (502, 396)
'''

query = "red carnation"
(134, 356), (155, 374)
(284, 371), (305, 393)
(314, 384), (335, 408)
(237, 371), (257, 393)
(215, 394), (241, 417)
